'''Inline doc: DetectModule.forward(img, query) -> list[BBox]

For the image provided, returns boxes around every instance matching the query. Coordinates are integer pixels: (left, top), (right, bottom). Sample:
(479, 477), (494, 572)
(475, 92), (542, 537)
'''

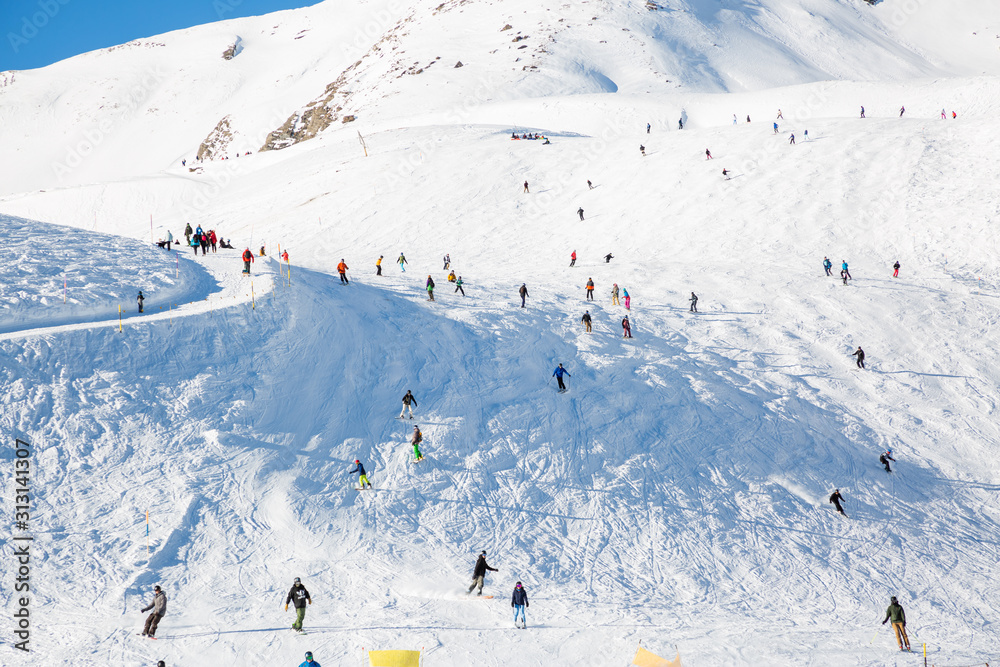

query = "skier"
(952, 111), (957, 119)
(829, 489), (847, 516)
(823, 257), (832, 276)
(399, 390), (417, 419)
(411, 426), (424, 462)
(282, 250), (289, 264)
(841, 260), (851, 280)
(259, 245), (266, 257)
(519, 283), (528, 308)
(586, 278), (595, 301)
(882, 596), (911, 651)
(746, 115), (751, 123)
(899, 105), (905, 117)
(552, 363), (570, 392)
(581, 310), (592, 333)
(604, 253), (614, 264)
(773, 121), (779, 134)
(789, 134), (795, 145)
(184, 223), (193, 246)
(587, 180), (593, 190)
(689, 292), (698, 312)
(337, 259), (349, 284)
(941, 109), (946, 119)
(443, 253), (451, 269)
(852, 346), (866, 369)
(137, 291), (144, 314)
(622, 315), (632, 338)
(397, 253), (408, 272)
(570, 250), (577, 267)
(640, 145), (645, 157)
(349, 459), (373, 489)
(611, 283), (620, 306)
(860, 106), (865, 118)
(623, 287), (631, 310)
(841, 269), (848, 285)
(467, 551), (498, 596)
(722, 168), (730, 180)
(893, 261), (900, 278)
(426, 275), (435, 301)
(523, 181), (529, 193)
(242, 248), (254, 274)
(512, 582), (529, 629)
(776, 109), (784, 119)
(455, 276), (465, 296)
(803, 129), (809, 141)
(376, 255), (383, 276)
(299, 651), (321, 667)
(705, 148), (713, 159)
(140, 585), (167, 638)
(733, 114), (738, 125)
(678, 117), (683, 130)
(646, 122), (651, 134)
(285, 577), (312, 632)
(879, 451), (894, 474)
(166, 230), (173, 247)
(577, 207), (585, 221)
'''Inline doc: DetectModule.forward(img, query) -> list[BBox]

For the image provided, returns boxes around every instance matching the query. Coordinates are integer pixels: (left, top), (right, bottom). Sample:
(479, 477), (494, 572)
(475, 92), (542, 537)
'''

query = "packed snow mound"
(3, 0), (1000, 194)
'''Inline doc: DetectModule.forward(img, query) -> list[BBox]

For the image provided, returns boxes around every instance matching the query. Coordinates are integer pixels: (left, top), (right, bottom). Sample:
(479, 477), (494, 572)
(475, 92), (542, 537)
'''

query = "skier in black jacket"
(285, 577), (312, 632)
(880, 450), (895, 473)
(466, 551), (498, 596)
(511, 581), (529, 628)
(519, 283), (528, 308)
(852, 347), (866, 369)
(829, 489), (847, 517)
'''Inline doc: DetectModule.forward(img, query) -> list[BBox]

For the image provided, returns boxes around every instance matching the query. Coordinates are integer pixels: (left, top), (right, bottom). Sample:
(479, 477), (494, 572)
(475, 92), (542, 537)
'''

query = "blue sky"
(1, 0), (320, 71)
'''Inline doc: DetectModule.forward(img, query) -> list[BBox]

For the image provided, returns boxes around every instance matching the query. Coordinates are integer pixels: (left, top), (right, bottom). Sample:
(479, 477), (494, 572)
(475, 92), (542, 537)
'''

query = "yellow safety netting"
(368, 649), (421, 667)
(632, 646), (682, 667)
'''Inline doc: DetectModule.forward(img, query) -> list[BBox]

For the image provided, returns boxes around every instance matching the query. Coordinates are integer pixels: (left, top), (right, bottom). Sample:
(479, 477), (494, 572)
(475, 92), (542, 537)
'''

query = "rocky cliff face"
(197, 115), (233, 160)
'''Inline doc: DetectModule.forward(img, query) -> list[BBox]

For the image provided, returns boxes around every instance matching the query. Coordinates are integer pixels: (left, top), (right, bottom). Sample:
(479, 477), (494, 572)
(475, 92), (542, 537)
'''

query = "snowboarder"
(776, 109), (784, 119)
(622, 316), (632, 338)
(242, 248), (254, 274)
(137, 291), (144, 313)
(443, 253), (451, 269)
(349, 459), (372, 489)
(646, 122), (651, 134)
(841, 260), (851, 280)
(604, 253), (614, 264)
(519, 283), (528, 308)
(285, 577), (312, 632)
(587, 180), (593, 190)
(611, 283), (620, 305)
(259, 245), (266, 257)
(879, 451), (894, 474)
(746, 115), (751, 123)
(689, 292), (698, 312)
(678, 117), (683, 130)
(860, 106), (866, 118)
(773, 121), (779, 134)
(882, 596), (911, 651)
(577, 207), (585, 221)
(467, 551), (498, 596)
(299, 651), (321, 667)
(426, 275), (435, 301)
(722, 168), (730, 180)
(581, 310), (592, 333)
(523, 181), (529, 193)
(893, 261), (900, 278)
(852, 346), (866, 369)
(623, 287), (631, 310)
(411, 426), (424, 461)
(512, 582), (529, 628)
(184, 223), (193, 246)
(376, 255), (383, 276)
(552, 363), (570, 392)
(823, 257), (832, 276)
(455, 276), (465, 296)
(337, 259), (349, 284)
(803, 129), (808, 141)
(705, 148), (713, 159)
(899, 105), (905, 117)
(140, 585), (167, 638)
(397, 253), (407, 272)
(570, 251), (577, 267)
(640, 144), (646, 157)
(586, 278), (595, 301)
(829, 489), (846, 516)
(399, 390), (417, 419)
(789, 134), (795, 145)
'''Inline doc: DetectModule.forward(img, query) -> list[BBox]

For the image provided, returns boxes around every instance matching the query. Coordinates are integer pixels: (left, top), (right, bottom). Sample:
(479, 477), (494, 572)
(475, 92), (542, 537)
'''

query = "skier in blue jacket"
(299, 651), (321, 667)
(553, 364), (570, 392)
(823, 257), (832, 276)
(512, 582), (529, 628)
(349, 460), (372, 489)
(841, 260), (852, 280)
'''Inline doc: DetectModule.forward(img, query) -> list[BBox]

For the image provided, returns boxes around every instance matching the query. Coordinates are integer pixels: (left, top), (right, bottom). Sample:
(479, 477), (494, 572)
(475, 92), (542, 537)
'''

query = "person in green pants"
(412, 426), (424, 462)
(285, 577), (312, 632)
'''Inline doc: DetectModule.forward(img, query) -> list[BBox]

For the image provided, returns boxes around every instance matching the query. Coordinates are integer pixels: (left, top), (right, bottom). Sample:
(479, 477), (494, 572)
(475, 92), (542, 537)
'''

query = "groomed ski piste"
(1, 0), (1000, 665)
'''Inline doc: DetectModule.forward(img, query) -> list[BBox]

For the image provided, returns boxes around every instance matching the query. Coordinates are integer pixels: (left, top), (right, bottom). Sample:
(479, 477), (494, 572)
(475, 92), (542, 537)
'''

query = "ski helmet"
(305, 652), (314, 660)
(294, 577), (301, 584)
(891, 596), (898, 603)
(355, 459), (360, 463)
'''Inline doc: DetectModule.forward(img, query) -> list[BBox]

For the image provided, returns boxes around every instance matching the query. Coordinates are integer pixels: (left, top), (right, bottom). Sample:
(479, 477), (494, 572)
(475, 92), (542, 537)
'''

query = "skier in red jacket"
(242, 248), (254, 274)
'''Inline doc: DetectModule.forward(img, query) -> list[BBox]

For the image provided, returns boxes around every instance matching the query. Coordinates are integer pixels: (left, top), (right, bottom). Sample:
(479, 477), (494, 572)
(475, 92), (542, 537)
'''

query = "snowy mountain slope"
(3, 0), (1000, 196)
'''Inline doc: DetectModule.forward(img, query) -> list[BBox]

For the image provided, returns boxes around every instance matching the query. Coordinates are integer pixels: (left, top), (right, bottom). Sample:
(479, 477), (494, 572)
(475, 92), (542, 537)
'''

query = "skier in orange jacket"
(337, 259), (349, 284)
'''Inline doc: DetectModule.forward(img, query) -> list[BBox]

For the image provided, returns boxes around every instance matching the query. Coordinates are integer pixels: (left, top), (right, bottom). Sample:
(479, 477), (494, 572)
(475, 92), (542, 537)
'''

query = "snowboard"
(412, 457), (425, 464)
(395, 416), (415, 420)
(471, 595), (494, 599)
(355, 487), (374, 491)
